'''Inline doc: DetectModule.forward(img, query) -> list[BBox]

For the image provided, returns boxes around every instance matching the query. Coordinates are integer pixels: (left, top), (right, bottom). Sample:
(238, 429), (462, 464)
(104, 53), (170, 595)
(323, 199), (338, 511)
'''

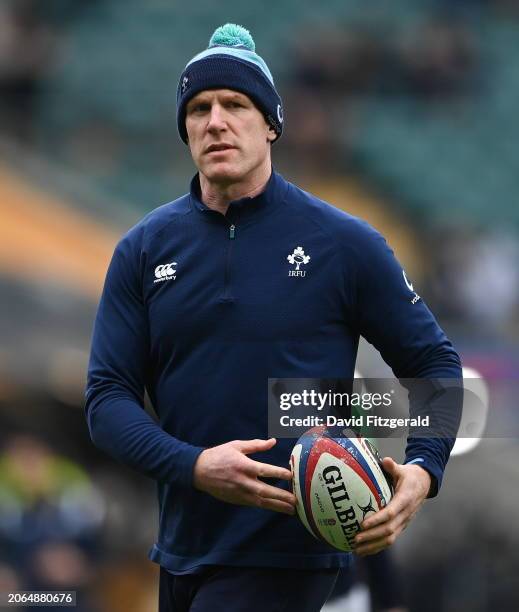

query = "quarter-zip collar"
(189, 167), (289, 225)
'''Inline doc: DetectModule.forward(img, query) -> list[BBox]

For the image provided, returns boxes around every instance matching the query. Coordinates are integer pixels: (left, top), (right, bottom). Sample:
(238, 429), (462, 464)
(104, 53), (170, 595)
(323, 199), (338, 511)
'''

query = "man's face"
(185, 89), (276, 184)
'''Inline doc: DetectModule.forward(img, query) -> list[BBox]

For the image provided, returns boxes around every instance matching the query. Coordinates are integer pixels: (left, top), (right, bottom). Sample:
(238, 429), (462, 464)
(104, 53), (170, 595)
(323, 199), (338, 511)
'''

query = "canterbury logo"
(154, 262), (177, 283)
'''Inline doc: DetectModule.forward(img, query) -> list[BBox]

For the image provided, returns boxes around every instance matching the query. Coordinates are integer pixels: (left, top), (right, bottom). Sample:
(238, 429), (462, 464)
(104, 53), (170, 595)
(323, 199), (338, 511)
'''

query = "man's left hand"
(353, 457), (431, 557)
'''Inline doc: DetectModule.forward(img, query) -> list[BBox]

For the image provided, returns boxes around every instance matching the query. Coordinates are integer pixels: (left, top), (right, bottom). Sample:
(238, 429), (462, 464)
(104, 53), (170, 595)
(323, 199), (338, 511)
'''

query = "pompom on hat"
(176, 24), (284, 144)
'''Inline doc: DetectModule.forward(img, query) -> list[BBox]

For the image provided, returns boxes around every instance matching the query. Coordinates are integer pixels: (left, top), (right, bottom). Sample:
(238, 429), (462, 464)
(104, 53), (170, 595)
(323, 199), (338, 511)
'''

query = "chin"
(203, 162), (243, 183)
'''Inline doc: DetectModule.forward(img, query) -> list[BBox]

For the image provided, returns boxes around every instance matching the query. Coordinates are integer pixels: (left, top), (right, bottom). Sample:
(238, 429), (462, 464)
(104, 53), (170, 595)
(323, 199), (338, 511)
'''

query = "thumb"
(382, 456), (400, 477)
(235, 438), (277, 455)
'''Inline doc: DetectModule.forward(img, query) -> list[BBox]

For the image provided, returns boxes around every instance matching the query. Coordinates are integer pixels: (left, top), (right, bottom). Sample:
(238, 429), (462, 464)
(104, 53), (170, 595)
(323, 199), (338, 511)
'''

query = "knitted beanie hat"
(176, 23), (284, 144)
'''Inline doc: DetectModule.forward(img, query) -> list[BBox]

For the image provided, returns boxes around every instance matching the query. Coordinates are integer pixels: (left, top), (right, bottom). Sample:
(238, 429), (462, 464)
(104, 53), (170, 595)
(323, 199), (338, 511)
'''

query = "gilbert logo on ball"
(290, 426), (394, 552)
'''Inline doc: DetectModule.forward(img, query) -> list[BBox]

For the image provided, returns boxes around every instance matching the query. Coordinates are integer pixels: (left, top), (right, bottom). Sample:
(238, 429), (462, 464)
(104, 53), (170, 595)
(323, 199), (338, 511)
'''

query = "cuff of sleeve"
(404, 456), (441, 498)
(170, 443), (205, 488)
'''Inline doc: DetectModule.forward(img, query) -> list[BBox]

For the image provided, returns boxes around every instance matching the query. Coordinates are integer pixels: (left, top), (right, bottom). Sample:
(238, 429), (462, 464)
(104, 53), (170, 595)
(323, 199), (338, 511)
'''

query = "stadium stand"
(27, 0), (518, 227)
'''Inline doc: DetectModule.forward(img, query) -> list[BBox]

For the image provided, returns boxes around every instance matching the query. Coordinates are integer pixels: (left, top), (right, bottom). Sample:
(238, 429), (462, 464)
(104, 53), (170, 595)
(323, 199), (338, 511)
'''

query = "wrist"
(405, 463), (432, 499)
(416, 465), (434, 498)
(404, 457), (439, 498)
(192, 448), (209, 490)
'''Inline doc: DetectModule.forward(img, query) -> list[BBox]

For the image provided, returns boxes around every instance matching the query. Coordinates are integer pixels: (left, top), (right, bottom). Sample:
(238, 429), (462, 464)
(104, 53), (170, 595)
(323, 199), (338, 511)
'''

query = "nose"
(206, 103), (227, 133)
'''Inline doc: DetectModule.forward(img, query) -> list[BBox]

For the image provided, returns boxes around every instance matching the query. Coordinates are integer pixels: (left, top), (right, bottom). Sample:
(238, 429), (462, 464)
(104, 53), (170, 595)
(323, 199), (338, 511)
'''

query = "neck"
(199, 161), (272, 215)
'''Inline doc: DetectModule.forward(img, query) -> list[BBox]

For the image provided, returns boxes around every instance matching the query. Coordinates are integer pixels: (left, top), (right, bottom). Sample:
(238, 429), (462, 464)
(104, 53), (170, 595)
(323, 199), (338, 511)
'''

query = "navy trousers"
(159, 566), (339, 612)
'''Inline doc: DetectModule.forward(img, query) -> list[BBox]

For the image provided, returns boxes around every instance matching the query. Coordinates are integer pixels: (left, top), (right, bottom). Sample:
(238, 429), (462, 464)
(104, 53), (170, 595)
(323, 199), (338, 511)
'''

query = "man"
(85, 24), (461, 612)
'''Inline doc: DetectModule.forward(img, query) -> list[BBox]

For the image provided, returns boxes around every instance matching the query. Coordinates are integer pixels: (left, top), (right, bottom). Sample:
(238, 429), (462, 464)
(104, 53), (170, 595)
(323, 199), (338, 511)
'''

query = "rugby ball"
(290, 426), (393, 552)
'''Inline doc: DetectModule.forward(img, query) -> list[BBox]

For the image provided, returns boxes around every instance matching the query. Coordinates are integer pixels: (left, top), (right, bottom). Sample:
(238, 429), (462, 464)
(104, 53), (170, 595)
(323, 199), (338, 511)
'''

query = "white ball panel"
(290, 443), (318, 539)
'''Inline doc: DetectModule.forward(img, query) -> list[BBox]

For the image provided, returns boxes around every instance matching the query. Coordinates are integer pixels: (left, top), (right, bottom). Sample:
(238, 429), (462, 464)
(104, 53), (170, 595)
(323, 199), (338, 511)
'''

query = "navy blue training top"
(85, 170), (461, 573)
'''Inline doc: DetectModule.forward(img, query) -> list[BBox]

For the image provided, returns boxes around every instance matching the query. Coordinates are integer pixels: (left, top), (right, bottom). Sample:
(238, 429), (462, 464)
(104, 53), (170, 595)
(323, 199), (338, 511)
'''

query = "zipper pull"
(229, 224), (236, 239)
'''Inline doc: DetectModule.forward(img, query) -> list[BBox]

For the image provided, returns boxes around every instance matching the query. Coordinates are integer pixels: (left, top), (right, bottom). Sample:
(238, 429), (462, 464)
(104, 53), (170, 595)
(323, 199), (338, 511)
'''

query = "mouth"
(205, 144), (236, 154)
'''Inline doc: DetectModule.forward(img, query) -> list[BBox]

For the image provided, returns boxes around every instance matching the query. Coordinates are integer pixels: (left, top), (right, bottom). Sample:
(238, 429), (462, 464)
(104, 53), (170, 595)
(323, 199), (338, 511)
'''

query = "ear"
(266, 126), (277, 143)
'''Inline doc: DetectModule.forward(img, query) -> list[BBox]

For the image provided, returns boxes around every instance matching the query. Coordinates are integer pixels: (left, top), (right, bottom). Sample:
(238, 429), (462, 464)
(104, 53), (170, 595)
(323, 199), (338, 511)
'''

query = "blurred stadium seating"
(26, 0), (519, 227)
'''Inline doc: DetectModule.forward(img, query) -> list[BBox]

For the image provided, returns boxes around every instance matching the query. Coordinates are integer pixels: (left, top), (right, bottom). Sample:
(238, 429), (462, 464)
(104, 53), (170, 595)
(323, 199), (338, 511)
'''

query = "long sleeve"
(349, 223), (462, 496)
(85, 229), (203, 486)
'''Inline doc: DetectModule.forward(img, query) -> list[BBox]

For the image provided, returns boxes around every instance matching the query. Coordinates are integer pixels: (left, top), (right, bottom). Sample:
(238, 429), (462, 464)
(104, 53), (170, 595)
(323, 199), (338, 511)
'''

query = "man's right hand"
(193, 438), (296, 515)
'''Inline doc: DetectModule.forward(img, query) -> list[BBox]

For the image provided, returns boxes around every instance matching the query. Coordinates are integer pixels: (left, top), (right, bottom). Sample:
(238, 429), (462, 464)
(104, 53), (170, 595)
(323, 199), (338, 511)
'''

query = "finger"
(355, 513), (406, 545)
(251, 480), (296, 506)
(253, 495), (296, 515)
(355, 526), (404, 556)
(361, 488), (412, 530)
(246, 459), (293, 481)
(382, 456), (400, 477)
(234, 438), (277, 454)
(355, 535), (395, 557)
(238, 492), (296, 515)
(259, 497), (296, 515)
(361, 502), (399, 530)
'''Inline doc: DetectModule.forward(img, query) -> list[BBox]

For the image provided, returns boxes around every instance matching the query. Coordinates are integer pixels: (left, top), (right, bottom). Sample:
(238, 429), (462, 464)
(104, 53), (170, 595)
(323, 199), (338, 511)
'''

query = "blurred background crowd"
(0, 1), (518, 611)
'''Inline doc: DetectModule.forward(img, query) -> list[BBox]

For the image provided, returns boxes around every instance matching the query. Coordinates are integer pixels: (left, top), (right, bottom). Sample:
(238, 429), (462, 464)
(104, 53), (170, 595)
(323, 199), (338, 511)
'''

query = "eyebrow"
(188, 92), (249, 107)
